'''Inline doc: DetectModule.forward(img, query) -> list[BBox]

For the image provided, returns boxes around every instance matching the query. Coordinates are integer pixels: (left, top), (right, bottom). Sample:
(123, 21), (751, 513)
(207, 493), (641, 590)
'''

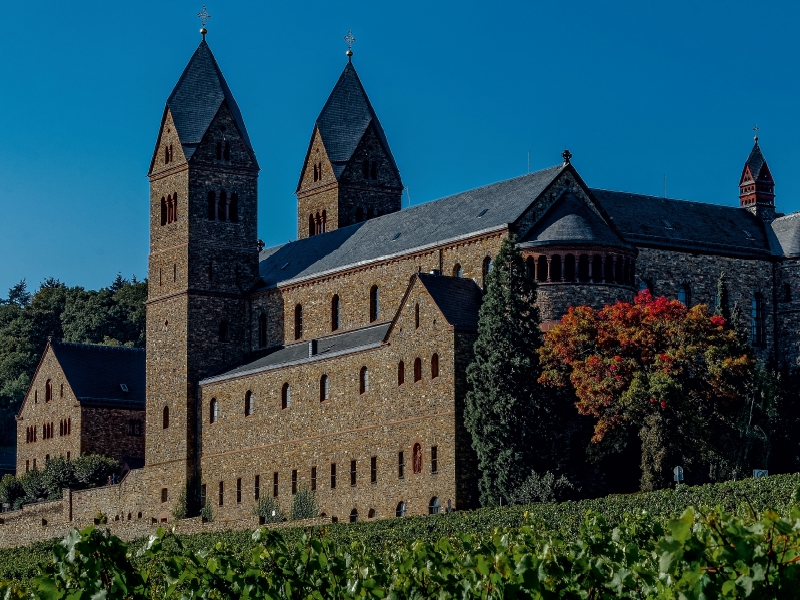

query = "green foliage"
(41, 456), (77, 500)
(289, 485), (319, 520)
(466, 235), (563, 506)
(199, 501), (214, 523)
(72, 455), (119, 488)
(0, 473), (24, 507)
(512, 470), (574, 504)
(172, 477), (201, 521)
(19, 468), (46, 503)
(254, 496), (284, 523)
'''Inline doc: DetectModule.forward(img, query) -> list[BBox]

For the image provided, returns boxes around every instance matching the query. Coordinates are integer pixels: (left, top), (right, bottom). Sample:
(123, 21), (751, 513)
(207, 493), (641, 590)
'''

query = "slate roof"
(312, 61), (400, 180)
(591, 189), (773, 258)
(744, 141), (768, 181)
(770, 213), (800, 257)
(163, 40), (257, 165)
(50, 342), (145, 410)
(256, 165), (564, 291)
(417, 274), (484, 333)
(200, 323), (391, 384)
(520, 192), (631, 249)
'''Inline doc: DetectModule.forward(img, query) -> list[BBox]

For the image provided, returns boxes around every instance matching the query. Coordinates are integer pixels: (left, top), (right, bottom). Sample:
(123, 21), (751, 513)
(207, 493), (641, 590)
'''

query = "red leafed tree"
(538, 291), (754, 490)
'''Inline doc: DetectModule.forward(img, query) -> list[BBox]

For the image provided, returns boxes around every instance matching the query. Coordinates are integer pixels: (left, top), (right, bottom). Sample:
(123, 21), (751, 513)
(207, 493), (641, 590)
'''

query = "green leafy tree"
(0, 473), (24, 508)
(18, 467), (46, 504)
(72, 455), (119, 488)
(290, 485), (319, 520)
(254, 496), (285, 523)
(465, 235), (555, 506)
(42, 456), (77, 500)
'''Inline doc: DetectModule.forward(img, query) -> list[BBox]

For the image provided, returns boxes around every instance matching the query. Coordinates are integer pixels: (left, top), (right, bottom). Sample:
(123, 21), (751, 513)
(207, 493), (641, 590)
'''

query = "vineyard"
(1, 473), (799, 598)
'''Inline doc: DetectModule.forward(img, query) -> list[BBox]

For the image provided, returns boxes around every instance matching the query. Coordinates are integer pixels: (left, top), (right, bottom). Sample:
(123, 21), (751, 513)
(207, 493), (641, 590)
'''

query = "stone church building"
(7, 33), (800, 539)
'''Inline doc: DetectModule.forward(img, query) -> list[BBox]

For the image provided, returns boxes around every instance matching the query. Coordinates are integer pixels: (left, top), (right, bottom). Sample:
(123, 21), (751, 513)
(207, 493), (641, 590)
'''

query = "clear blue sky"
(1, 1), (798, 294)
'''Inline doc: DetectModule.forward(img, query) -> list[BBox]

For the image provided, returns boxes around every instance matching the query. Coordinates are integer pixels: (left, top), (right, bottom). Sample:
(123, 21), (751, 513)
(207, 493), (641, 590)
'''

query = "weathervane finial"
(753, 123), (760, 142)
(344, 29), (356, 61)
(198, 6), (211, 38)
(562, 149), (572, 165)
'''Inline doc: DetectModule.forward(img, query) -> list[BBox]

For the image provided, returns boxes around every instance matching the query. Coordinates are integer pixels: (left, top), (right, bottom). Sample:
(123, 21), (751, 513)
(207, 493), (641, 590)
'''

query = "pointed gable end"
(152, 40), (257, 169)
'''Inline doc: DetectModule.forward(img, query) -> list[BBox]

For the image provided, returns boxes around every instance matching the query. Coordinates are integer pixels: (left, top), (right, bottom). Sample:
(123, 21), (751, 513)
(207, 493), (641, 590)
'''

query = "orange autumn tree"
(538, 290), (754, 490)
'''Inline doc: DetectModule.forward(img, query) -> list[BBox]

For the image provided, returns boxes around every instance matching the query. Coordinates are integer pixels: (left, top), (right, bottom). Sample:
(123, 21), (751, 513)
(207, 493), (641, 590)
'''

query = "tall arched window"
(356, 206), (364, 222)
(537, 255), (548, 281)
(677, 285), (690, 306)
(223, 141), (231, 161)
(208, 191), (216, 220)
(415, 303), (420, 329)
(162, 406), (169, 429)
(331, 295), (340, 331)
(431, 354), (439, 379)
(321, 210), (326, 232)
(320, 374), (329, 402)
(428, 497), (440, 515)
(752, 293), (765, 345)
(396, 502), (407, 517)
(161, 197), (167, 226)
(350, 508), (359, 522)
(45, 380), (52, 402)
(281, 383), (291, 409)
(564, 254), (576, 282)
(551, 254), (562, 281)
(362, 159), (369, 178)
(258, 312), (267, 348)
(360, 367), (369, 394)
(219, 321), (228, 343)
(216, 141), (222, 160)
(369, 285), (379, 322)
(414, 358), (422, 382)
(482, 257), (493, 288)
(453, 263), (462, 278)
(785, 283), (792, 302)
(294, 304), (303, 340)
(370, 161), (378, 179)
(398, 361), (405, 385)
(313, 164), (318, 182)
(245, 391), (254, 416)
(210, 399), (218, 424)
(309, 214), (315, 237)
(229, 193), (238, 222)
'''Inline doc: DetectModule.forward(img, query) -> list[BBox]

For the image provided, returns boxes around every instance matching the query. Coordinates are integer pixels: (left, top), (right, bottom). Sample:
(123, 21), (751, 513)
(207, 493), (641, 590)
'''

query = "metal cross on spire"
(344, 30), (356, 60)
(198, 6), (211, 38)
(753, 123), (760, 142)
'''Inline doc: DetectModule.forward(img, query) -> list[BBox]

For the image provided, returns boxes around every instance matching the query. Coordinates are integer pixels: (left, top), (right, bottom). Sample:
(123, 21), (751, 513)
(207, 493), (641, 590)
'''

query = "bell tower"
(739, 130), (776, 221)
(145, 31), (259, 511)
(296, 37), (403, 239)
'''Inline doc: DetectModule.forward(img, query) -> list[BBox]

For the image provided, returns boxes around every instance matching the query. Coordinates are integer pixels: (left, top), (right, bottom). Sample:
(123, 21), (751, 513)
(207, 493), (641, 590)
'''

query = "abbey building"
(5, 34), (800, 543)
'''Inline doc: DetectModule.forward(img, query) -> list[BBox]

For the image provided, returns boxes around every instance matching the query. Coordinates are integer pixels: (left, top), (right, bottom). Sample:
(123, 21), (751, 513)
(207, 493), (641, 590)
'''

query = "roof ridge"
(52, 340), (144, 352)
(591, 188), (753, 211)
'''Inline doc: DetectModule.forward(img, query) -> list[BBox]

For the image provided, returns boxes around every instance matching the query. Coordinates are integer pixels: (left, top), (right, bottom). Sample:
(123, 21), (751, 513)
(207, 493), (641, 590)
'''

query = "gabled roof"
(417, 274), (484, 333)
(257, 165), (564, 291)
(160, 40), (257, 165)
(592, 189), (773, 258)
(742, 140), (771, 183)
(770, 213), (800, 257)
(520, 191), (631, 249)
(200, 323), (391, 385)
(312, 61), (400, 180)
(51, 342), (145, 410)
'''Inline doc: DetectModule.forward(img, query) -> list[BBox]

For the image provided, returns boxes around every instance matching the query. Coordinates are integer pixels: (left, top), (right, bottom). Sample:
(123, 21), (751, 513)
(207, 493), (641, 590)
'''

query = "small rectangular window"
(350, 460), (357, 487)
(273, 472), (278, 497)
(331, 463), (337, 489)
(218, 481), (224, 506)
(398, 451), (405, 479)
(370, 456), (377, 483)
(236, 478), (242, 503)
(311, 466), (317, 491)
(161, 488), (168, 503)
(200, 484), (206, 507)
(292, 469), (298, 494)
(254, 475), (260, 500)
(431, 446), (438, 474)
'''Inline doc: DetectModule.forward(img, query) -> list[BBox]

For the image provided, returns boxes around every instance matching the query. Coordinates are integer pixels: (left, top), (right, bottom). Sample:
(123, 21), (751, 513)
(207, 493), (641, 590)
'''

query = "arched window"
(356, 206), (364, 222)
(320, 374), (329, 402)
(350, 508), (359, 522)
(161, 197), (167, 226)
(210, 399), (218, 423)
(368, 508), (376, 518)
(564, 254), (576, 282)
(428, 497), (440, 515)
(313, 163), (318, 181)
(398, 361), (405, 385)
(245, 391), (254, 416)
(752, 293), (765, 345)
(164, 145), (170, 164)
(309, 213), (315, 237)
(785, 283), (792, 302)
(370, 161), (378, 179)
(216, 141), (222, 160)
(431, 354), (439, 379)
(59, 420), (63, 436)
(578, 254), (590, 282)
(162, 406), (169, 429)
(223, 141), (231, 161)
(414, 358), (422, 382)
(591, 255), (602, 282)
(331, 295), (340, 331)
(415, 303), (420, 329)
(67, 417), (70, 435)
(217, 191), (227, 221)
(535, 255), (547, 282)
(525, 256), (535, 279)
(413, 443), (422, 474)
(482, 257), (493, 288)
(258, 312), (267, 348)
(229, 193), (238, 222)
(396, 502), (407, 517)
(677, 285), (690, 306)
(282, 383), (291, 409)
(551, 254), (562, 281)
(45, 380), (52, 402)
(362, 159), (369, 178)
(453, 263), (462, 278)
(219, 321), (228, 343)
(369, 285), (379, 322)
(207, 191), (216, 220)
(360, 367), (369, 394)
(294, 304), (303, 340)
(366, 207), (374, 220)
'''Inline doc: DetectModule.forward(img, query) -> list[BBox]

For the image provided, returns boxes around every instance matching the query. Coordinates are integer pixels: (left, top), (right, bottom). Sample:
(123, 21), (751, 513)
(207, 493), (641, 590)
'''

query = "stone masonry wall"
(775, 258), (800, 370)
(80, 406), (145, 465)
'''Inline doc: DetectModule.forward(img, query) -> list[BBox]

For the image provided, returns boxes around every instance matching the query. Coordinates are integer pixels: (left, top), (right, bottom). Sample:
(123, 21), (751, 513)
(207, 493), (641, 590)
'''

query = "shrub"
(41, 456), (76, 500)
(199, 501), (213, 523)
(18, 468), (46, 504)
(512, 470), (575, 504)
(289, 485), (318, 520)
(0, 474), (24, 508)
(72, 455), (119, 488)
(254, 497), (284, 523)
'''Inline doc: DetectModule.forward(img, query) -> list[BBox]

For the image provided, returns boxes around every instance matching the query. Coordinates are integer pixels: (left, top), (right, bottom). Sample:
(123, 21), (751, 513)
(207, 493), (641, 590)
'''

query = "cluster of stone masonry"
(5, 32), (800, 548)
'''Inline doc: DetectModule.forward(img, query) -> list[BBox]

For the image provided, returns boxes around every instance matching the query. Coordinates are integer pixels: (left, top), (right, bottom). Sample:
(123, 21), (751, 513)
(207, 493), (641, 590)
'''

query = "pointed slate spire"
(163, 40), (257, 165)
(314, 61), (400, 180)
(739, 136), (775, 219)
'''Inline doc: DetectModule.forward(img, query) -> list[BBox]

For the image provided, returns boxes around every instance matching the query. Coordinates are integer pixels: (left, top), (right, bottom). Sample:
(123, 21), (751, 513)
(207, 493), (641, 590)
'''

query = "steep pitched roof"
(162, 40), (257, 165)
(256, 165), (564, 290)
(200, 323), (391, 384)
(520, 191), (631, 249)
(51, 342), (146, 410)
(592, 189), (773, 258)
(313, 61), (400, 179)
(417, 274), (484, 332)
(770, 213), (800, 257)
(743, 140), (769, 182)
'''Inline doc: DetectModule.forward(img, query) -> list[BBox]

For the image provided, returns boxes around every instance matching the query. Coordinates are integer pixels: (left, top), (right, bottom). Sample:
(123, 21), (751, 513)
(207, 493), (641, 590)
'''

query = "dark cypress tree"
(464, 236), (547, 506)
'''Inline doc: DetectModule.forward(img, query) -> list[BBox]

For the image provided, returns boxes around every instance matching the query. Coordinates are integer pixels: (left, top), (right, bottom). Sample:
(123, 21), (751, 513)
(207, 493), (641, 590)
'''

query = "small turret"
(739, 132), (776, 221)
